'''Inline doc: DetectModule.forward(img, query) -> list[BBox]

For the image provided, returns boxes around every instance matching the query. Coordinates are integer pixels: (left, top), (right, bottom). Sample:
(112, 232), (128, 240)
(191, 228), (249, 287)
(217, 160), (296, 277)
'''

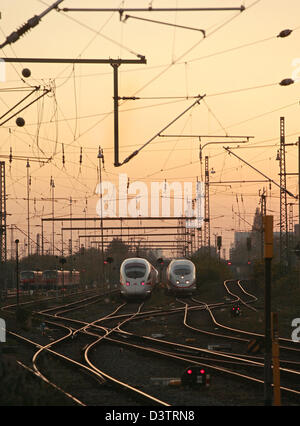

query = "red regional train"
(20, 269), (80, 290)
(20, 270), (43, 290)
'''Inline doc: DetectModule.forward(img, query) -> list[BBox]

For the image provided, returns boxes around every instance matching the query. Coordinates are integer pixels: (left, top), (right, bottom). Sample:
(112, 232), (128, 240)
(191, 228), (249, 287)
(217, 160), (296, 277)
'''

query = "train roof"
(169, 258), (195, 264)
(121, 257), (150, 265)
(168, 259), (195, 268)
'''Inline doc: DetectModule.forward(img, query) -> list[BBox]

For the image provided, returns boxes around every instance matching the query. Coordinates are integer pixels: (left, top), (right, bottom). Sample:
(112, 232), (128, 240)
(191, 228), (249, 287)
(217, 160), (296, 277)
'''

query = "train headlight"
(176, 280), (180, 284)
(185, 280), (190, 284)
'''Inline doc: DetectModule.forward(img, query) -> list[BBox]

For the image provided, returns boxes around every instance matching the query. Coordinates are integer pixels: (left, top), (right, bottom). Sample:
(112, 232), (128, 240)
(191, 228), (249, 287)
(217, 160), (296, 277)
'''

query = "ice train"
(119, 257), (158, 299)
(166, 259), (196, 295)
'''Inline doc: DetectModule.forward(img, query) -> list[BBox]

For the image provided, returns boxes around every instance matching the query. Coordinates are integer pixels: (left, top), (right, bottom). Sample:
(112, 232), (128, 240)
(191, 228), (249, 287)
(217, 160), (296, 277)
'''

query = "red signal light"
(187, 369), (192, 375)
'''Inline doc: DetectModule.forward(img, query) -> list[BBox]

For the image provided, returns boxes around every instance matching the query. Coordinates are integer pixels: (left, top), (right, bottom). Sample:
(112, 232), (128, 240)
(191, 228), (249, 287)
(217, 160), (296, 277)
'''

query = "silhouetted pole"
(15, 239), (19, 307)
(263, 216), (273, 406)
(98, 147), (104, 289)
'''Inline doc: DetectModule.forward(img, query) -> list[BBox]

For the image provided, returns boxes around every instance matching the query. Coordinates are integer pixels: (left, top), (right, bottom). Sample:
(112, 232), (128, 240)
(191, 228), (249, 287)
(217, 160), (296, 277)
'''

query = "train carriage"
(20, 270), (43, 290)
(41, 269), (80, 290)
(120, 257), (157, 299)
(166, 259), (196, 295)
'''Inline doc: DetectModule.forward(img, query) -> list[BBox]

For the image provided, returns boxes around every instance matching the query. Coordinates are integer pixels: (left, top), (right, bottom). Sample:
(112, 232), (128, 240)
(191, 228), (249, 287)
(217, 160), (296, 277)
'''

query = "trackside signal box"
(181, 366), (210, 387)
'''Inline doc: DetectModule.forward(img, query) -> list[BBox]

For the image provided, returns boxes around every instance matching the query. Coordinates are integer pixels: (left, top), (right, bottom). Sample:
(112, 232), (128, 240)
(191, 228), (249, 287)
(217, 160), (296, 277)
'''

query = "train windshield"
(20, 271), (34, 279)
(173, 267), (191, 276)
(125, 263), (147, 278)
(43, 270), (58, 279)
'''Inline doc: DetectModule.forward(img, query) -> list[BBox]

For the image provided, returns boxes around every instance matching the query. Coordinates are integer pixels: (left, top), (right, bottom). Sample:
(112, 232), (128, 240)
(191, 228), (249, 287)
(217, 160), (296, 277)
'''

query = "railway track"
(2, 279), (299, 405)
(3, 292), (171, 406)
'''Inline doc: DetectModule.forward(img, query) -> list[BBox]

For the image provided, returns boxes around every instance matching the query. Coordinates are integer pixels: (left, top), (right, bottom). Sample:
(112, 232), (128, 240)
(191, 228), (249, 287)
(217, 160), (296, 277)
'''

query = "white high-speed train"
(119, 258), (158, 299)
(166, 259), (196, 295)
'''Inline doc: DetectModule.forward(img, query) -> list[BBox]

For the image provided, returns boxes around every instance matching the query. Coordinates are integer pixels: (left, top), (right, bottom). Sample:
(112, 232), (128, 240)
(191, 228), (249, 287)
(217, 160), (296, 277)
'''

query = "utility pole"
(0, 162), (6, 265)
(98, 147), (105, 288)
(298, 137), (300, 240)
(204, 156), (210, 255)
(15, 239), (19, 307)
(260, 189), (266, 260)
(26, 159), (30, 257)
(50, 176), (55, 255)
(1, 56), (146, 167)
(0, 161), (6, 296)
(112, 63), (120, 166)
(263, 215), (273, 406)
(279, 117), (288, 270)
(298, 137), (300, 286)
(69, 196), (72, 256)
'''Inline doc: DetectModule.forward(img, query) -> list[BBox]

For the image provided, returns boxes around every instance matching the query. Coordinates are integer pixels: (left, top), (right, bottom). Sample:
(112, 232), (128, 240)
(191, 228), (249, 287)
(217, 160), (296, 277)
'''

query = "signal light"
(181, 366), (209, 387)
(231, 305), (241, 317)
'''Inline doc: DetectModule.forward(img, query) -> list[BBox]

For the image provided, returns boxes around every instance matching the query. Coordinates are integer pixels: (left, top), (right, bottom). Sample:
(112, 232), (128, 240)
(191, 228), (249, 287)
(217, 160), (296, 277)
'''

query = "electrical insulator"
(79, 147), (82, 165)
(279, 78), (294, 86)
(62, 144), (65, 165)
(277, 29), (293, 38)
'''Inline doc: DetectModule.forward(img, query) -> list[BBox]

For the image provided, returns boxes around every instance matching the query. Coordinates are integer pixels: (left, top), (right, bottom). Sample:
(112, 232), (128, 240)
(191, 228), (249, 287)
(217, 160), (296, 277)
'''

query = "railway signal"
(231, 305), (241, 317)
(181, 366), (209, 387)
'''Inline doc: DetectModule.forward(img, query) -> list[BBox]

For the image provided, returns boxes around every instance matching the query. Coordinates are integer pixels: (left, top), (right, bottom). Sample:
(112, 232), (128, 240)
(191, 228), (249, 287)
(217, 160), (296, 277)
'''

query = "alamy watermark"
(95, 173), (204, 229)
(291, 58), (300, 83)
(0, 59), (5, 83)
(291, 318), (300, 342)
(0, 318), (6, 343)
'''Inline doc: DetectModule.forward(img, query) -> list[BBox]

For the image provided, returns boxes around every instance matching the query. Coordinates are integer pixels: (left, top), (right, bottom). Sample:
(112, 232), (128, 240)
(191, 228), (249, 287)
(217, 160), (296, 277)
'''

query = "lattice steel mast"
(279, 117), (288, 268)
(0, 161), (7, 264)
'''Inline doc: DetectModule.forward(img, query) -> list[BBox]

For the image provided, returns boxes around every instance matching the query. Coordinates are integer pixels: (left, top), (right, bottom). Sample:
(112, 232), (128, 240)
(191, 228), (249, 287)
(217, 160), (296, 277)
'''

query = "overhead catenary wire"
(2, 0), (297, 254)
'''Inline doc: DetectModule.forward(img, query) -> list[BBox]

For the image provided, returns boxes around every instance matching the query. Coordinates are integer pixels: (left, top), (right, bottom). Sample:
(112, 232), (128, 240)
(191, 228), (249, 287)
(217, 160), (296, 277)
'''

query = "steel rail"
(36, 300), (171, 405)
(82, 303), (171, 406)
(33, 290), (300, 400)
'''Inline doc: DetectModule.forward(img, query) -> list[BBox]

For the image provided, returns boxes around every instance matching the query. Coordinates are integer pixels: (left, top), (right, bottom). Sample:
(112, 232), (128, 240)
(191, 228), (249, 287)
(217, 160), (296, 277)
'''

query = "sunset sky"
(1, 0), (300, 259)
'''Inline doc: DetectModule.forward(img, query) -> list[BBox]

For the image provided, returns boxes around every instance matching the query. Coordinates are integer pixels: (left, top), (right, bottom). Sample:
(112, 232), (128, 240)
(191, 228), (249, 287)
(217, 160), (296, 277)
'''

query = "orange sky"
(1, 0), (300, 259)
